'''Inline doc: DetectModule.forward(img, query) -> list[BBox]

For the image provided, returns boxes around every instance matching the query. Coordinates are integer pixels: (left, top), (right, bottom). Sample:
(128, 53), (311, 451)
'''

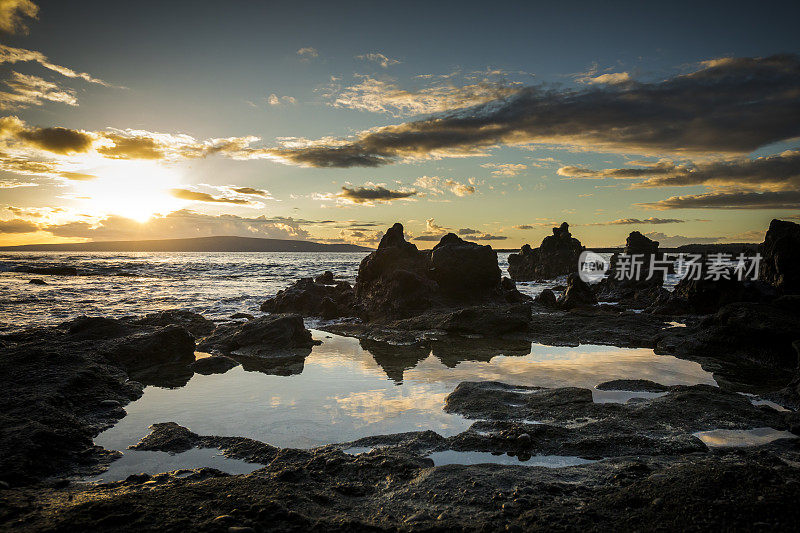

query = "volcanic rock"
(507, 222), (584, 281)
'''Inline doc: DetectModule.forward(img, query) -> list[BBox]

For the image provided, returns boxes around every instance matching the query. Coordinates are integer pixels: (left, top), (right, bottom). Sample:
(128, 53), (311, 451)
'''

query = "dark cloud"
(458, 228), (479, 235)
(170, 189), (254, 205)
(15, 125), (93, 154)
(413, 234), (444, 241)
(0, 217), (39, 233)
(267, 55), (800, 167)
(231, 186), (270, 197)
(473, 233), (508, 241)
(337, 185), (417, 203)
(560, 150), (800, 190)
(587, 217), (686, 226)
(640, 190), (800, 210)
(97, 133), (164, 160)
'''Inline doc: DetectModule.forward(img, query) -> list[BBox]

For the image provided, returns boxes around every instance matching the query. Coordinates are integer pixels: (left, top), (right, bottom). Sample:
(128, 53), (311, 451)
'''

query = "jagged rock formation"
(198, 314), (318, 357)
(354, 223), (524, 319)
(558, 273), (598, 309)
(760, 218), (800, 295)
(507, 222), (584, 281)
(594, 231), (666, 308)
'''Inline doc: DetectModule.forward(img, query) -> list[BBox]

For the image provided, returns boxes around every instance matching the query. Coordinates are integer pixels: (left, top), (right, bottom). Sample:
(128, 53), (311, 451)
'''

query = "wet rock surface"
(197, 313), (319, 357)
(260, 277), (357, 319)
(507, 222), (584, 281)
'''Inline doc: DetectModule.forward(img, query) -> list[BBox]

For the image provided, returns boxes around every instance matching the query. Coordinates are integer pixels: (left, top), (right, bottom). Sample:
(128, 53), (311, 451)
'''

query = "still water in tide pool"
(92, 331), (717, 480)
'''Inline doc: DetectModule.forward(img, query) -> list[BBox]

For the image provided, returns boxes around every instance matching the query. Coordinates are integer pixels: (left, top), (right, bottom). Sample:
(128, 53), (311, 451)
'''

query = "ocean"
(0, 251), (569, 331)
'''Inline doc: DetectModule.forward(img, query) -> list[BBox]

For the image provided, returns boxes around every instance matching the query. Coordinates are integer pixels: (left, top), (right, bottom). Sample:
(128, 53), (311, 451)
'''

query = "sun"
(71, 161), (185, 222)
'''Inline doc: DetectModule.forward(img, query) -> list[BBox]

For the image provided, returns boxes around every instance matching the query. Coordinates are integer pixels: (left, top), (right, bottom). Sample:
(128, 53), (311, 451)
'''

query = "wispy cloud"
(0, 44), (112, 86)
(481, 162), (527, 176)
(355, 52), (401, 68)
(329, 73), (524, 117)
(266, 55), (800, 167)
(297, 47), (318, 61)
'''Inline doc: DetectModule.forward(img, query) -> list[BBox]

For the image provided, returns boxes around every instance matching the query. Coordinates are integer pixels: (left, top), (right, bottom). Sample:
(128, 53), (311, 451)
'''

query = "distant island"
(0, 236), (373, 252)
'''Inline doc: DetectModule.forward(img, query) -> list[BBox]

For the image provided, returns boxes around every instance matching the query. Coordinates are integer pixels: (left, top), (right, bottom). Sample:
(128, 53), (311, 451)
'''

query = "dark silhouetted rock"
(760, 219), (800, 295)
(559, 273), (598, 309)
(314, 270), (336, 284)
(534, 289), (558, 308)
(659, 276), (778, 315)
(229, 312), (255, 320)
(105, 325), (196, 372)
(507, 222), (584, 281)
(353, 224), (527, 320)
(261, 278), (356, 318)
(428, 233), (501, 298)
(665, 301), (800, 370)
(133, 309), (216, 338)
(28, 278), (47, 285)
(198, 314), (317, 357)
(190, 355), (239, 375)
(595, 231), (665, 308)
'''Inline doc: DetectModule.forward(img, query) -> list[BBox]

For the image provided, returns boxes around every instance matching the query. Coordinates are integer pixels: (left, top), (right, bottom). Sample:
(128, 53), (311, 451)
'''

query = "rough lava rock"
(595, 231), (665, 308)
(507, 222), (584, 281)
(197, 314), (318, 357)
(354, 223), (527, 320)
(314, 270), (336, 284)
(261, 278), (357, 319)
(558, 273), (598, 309)
(760, 218), (800, 295)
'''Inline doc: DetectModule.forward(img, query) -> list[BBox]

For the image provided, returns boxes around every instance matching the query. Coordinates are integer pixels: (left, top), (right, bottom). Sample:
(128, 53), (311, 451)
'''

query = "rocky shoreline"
(2, 220), (800, 531)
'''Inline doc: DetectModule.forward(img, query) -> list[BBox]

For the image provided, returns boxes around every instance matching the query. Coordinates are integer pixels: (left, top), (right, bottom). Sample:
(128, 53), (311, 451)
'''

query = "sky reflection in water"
(95, 331), (716, 454)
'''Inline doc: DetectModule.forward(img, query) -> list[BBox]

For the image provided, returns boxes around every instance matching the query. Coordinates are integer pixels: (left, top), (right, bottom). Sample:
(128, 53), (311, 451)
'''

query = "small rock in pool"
(190, 355), (239, 375)
(100, 399), (121, 407)
(517, 433), (532, 447)
(28, 278), (47, 285)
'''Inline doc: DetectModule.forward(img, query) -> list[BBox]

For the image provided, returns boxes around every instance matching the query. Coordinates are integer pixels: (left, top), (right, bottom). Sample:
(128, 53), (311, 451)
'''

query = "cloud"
(640, 190), (800, 210)
(473, 233), (507, 241)
(0, 116), (94, 154)
(229, 186), (271, 197)
(355, 53), (401, 68)
(0, 218), (38, 233)
(297, 47), (318, 60)
(411, 175), (476, 196)
(586, 217), (686, 226)
(643, 232), (721, 247)
(0, 44), (110, 86)
(42, 210), (311, 241)
(0, 72), (78, 110)
(583, 72), (632, 85)
(0, 0), (38, 35)
(96, 133), (166, 159)
(329, 74), (524, 117)
(266, 55), (800, 167)
(169, 189), (257, 206)
(426, 218), (446, 233)
(267, 93), (297, 106)
(336, 185), (417, 204)
(443, 179), (475, 196)
(559, 150), (800, 191)
(481, 163), (527, 176)
(458, 228), (479, 235)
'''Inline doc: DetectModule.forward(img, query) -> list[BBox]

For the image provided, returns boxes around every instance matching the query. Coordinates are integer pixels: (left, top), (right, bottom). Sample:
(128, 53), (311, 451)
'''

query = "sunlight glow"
(71, 161), (185, 221)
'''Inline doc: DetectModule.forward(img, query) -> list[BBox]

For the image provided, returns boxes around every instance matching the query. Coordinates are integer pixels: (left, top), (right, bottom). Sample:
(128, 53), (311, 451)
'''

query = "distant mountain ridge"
(0, 236), (372, 252)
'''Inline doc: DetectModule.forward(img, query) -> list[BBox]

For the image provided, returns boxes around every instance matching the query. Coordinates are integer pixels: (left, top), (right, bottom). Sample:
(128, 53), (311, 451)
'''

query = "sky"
(0, 0), (799, 248)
